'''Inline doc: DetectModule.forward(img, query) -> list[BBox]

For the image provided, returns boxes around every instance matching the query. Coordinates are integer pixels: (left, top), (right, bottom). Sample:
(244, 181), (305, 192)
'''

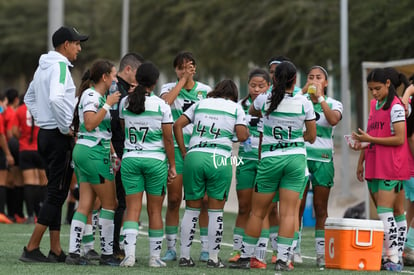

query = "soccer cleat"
(199, 251), (209, 262)
(316, 254), (325, 268)
(271, 252), (277, 264)
(382, 259), (403, 272)
(0, 213), (13, 224)
(149, 256), (167, 267)
(293, 252), (303, 263)
(404, 247), (414, 266)
(161, 249), (177, 261)
(250, 257), (267, 269)
(120, 255), (135, 267)
(47, 250), (67, 263)
(178, 257), (195, 267)
(207, 257), (226, 268)
(19, 247), (50, 263)
(229, 257), (250, 269)
(14, 214), (27, 224)
(275, 259), (294, 271)
(99, 254), (120, 266)
(84, 249), (100, 261)
(228, 250), (241, 262)
(65, 253), (92, 265)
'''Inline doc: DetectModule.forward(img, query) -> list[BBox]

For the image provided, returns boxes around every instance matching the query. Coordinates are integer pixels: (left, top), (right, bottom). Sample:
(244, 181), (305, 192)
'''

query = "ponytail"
(265, 61), (296, 117)
(126, 85), (147, 114)
(126, 62), (160, 114)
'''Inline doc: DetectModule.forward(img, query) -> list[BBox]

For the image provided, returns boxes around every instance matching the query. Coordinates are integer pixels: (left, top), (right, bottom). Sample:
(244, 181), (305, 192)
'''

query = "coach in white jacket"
(19, 26), (88, 263)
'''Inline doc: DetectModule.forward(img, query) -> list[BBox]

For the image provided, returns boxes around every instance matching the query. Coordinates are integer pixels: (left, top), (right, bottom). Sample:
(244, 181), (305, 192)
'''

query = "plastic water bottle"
(108, 80), (118, 110)
(303, 189), (316, 227)
(243, 137), (252, 152)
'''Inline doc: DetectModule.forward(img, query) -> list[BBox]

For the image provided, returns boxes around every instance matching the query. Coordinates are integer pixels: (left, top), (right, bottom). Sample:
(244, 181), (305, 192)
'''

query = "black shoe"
(47, 250), (67, 263)
(179, 257), (195, 267)
(275, 259), (294, 271)
(84, 249), (100, 261)
(229, 257), (250, 269)
(19, 247), (50, 263)
(65, 253), (92, 265)
(99, 254), (120, 266)
(207, 257), (226, 268)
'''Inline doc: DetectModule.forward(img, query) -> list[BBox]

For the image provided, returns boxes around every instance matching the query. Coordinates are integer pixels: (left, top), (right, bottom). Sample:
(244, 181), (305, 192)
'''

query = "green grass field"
(2, 206), (414, 275)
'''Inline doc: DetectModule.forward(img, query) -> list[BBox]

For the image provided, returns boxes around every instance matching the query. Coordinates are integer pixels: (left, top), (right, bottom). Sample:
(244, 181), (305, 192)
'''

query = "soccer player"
(66, 60), (121, 266)
(118, 62), (176, 267)
(160, 52), (212, 262)
(175, 79), (248, 268)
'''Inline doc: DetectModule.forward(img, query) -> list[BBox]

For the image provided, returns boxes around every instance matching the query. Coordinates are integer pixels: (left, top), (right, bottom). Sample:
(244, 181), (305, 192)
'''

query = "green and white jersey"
(254, 93), (315, 159)
(119, 94), (173, 161)
(76, 88), (111, 147)
(184, 98), (247, 158)
(160, 81), (211, 146)
(305, 96), (343, 162)
(238, 97), (260, 160)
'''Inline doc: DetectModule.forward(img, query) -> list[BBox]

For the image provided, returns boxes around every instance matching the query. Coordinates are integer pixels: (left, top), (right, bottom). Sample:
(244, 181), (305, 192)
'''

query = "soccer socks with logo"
(180, 208), (200, 259)
(208, 210), (223, 262)
(378, 207), (399, 263)
(292, 231), (299, 256)
(200, 227), (209, 253)
(92, 209), (99, 235)
(82, 224), (94, 255)
(295, 226), (303, 254)
(149, 229), (164, 258)
(276, 236), (293, 262)
(395, 214), (407, 259)
(241, 235), (258, 258)
(119, 226), (125, 250)
(315, 230), (325, 256)
(270, 225), (279, 253)
(165, 225), (178, 252)
(69, 212), (87, 255)
(99, 208), (115, 256)
(123, 221), (138, 259)
(255, 229), (269, 262)
(233, 227), (244, 251)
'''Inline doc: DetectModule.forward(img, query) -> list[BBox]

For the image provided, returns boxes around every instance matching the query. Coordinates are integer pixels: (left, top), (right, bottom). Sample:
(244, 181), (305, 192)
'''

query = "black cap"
(52, 26), (89, 48)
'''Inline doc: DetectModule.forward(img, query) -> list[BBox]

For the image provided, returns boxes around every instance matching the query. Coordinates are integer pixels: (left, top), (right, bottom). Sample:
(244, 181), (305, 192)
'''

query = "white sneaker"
(120, 255), (135, 267)
(149, 257), (167, 267)
(293, 252), (303, 264)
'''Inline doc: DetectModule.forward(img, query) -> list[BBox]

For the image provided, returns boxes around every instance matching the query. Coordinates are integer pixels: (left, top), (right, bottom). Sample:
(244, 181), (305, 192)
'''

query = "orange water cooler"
(325, 218), (384, 271)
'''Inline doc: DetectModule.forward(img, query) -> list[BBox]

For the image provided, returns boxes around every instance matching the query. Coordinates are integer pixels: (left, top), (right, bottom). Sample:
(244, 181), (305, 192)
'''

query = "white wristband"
(102, 103), (111, 111)
(318, 96), (325, 103)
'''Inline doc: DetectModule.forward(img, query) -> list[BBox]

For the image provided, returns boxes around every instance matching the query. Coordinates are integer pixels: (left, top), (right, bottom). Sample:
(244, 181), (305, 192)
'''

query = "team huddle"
(12, 26), (414, 273)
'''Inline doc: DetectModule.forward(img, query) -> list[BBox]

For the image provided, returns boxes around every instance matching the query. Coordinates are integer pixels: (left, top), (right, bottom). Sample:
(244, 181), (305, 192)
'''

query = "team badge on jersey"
(197, 91), (204, 101)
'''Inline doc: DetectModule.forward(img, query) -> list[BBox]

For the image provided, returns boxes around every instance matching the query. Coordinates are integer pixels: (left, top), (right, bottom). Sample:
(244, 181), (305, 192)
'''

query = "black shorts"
(0, 149), (6, 170)
(19, 150), (46, 170)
